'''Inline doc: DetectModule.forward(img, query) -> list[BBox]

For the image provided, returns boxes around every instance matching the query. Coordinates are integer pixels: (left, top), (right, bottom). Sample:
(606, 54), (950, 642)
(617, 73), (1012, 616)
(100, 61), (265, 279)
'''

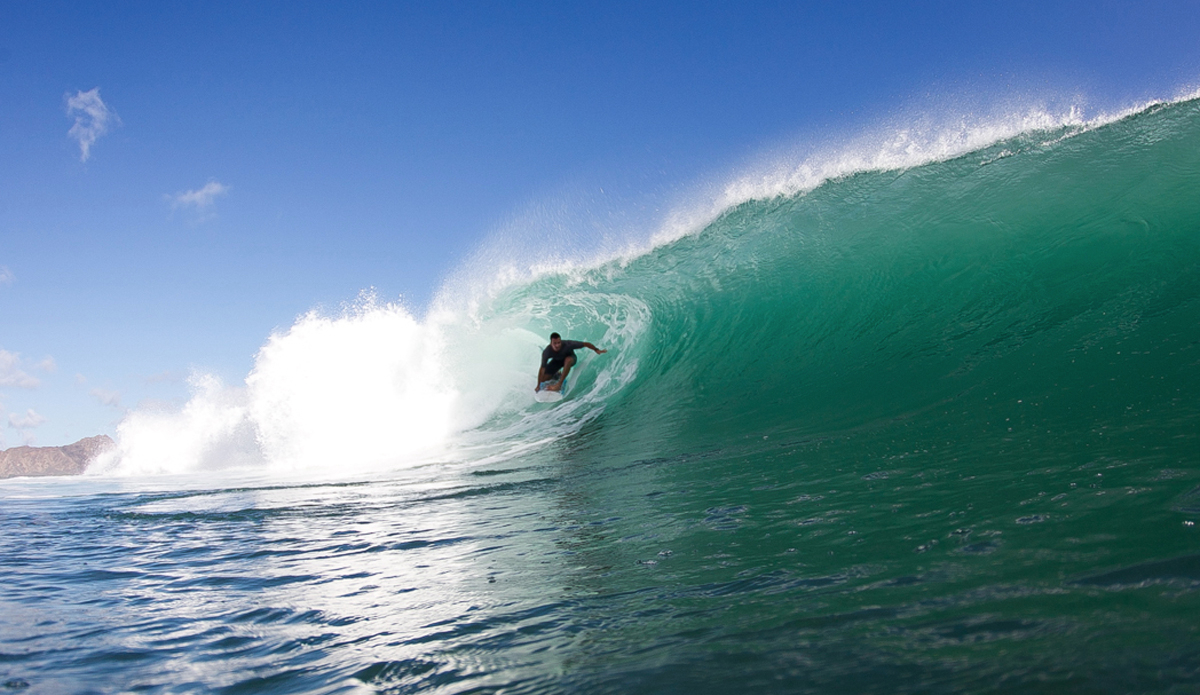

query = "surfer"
(537, 332), (606, 393)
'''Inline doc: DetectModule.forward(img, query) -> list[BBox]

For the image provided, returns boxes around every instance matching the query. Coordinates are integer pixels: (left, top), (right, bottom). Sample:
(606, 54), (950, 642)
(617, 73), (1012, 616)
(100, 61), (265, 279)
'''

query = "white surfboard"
(534, 379), (566, 403)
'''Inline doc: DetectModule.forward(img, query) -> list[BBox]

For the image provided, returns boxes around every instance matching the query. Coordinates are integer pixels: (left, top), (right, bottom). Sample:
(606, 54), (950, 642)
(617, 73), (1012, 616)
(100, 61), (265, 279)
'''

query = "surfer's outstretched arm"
(582, 342), (607, 354)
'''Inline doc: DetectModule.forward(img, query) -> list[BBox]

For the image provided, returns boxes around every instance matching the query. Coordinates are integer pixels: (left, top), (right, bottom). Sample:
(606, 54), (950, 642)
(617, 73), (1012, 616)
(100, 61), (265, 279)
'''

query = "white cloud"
(0, 266), (13, 286)
(170, 181), (230, 210)
(0, 349), (41, 389)
(90, 388), (122, 408)
(66, 88), (119, 162)
(8, 409), (46, 431)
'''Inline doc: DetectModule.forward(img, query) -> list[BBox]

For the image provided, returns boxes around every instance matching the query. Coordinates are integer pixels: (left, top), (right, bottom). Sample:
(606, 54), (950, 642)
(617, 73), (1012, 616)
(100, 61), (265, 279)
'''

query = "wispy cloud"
(66, 88), (119, 162)
(7, 408), (46, 446)
(145, 370), (183, 384)
(90, 388), (122, 408)
(0, 266), (13, 286)
(170, 180), (230, 210)
(8, 409), (46, 430)
(0, 349), (42, 389)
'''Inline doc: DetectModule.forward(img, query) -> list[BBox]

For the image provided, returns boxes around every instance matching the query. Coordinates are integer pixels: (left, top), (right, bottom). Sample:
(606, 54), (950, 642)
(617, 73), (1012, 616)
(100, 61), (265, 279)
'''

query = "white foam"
(89, 373), (259, 476)
(247, 302), (458, 472)
(90, 288), (645, 478)
(93, 298), (468, 477)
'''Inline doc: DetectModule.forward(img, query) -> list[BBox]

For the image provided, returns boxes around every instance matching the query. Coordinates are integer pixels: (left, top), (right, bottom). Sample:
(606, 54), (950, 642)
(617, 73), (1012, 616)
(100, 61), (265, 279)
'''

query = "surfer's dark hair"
(550, 332), (561, 341)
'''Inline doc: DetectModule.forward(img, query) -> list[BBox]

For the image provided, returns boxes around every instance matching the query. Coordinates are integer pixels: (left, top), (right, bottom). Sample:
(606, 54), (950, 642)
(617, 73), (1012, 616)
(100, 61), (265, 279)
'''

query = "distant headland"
(0, 435), (113, 479)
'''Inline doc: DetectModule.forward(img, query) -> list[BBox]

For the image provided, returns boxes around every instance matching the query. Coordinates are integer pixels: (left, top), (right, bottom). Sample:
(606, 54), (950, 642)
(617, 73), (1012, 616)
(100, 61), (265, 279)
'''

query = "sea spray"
(93, 300), (460, 476)
(89, 372), (259, 476)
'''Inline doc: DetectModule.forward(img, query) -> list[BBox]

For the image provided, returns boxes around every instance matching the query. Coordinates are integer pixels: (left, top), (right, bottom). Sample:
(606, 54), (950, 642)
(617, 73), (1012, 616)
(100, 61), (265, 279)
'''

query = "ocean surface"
(3, 96), (1200, 694)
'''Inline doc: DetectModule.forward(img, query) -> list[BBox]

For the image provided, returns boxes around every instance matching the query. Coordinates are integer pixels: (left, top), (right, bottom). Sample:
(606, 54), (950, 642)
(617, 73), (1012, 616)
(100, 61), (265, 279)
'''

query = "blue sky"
(2, 0), (1199, 447)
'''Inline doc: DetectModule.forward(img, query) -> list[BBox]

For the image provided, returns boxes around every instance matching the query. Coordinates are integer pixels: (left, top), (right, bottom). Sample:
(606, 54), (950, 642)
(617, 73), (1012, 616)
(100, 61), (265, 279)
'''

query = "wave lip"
(718, 90), (1199, 214)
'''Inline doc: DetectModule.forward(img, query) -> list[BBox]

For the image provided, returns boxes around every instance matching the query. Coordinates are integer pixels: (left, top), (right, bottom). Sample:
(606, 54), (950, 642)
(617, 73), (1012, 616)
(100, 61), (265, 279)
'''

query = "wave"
(90, 92), (1200, 480)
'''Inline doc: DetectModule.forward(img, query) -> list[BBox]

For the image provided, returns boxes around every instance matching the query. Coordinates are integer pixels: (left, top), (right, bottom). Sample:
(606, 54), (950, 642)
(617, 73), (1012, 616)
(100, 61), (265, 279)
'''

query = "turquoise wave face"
(489, 98), (1200, 467)
(426, 97), (1200, 689)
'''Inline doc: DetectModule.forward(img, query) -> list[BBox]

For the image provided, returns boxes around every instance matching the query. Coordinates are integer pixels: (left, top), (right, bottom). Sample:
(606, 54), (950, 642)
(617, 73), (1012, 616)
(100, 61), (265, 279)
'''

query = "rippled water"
(5, 436), (1200, 693)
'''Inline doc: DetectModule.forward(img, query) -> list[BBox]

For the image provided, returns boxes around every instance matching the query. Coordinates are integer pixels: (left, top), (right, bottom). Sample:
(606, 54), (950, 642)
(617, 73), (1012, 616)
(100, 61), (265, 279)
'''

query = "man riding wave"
(537, 332), (607, 393)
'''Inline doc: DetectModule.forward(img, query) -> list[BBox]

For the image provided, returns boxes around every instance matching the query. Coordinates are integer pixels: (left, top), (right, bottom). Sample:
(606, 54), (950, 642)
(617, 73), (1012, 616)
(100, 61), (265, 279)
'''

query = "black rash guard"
(541, 340), (586, 376)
